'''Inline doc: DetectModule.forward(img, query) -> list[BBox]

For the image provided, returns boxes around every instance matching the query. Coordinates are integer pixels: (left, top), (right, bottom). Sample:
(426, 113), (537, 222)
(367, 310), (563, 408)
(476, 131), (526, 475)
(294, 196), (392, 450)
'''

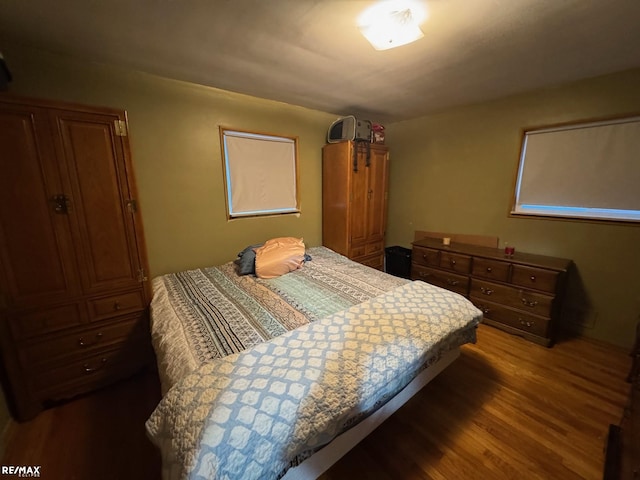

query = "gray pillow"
(234, 243), (263, 275)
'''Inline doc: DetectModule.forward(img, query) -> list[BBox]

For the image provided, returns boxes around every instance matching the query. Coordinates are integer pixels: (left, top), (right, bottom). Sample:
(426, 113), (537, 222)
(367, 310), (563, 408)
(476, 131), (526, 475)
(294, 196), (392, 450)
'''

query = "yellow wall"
(1, 42), (336, 277)
(385, 68), (640, 348)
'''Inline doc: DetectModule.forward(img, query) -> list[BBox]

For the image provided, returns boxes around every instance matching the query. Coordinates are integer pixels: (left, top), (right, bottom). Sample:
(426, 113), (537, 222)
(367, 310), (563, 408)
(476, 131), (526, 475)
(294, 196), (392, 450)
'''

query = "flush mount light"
(358, 0), (427, 51)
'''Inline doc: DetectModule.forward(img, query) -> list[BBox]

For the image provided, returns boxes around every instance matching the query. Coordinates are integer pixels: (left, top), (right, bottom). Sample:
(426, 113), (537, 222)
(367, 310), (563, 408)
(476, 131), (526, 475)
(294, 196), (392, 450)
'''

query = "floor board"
(1, 324), (630, 479)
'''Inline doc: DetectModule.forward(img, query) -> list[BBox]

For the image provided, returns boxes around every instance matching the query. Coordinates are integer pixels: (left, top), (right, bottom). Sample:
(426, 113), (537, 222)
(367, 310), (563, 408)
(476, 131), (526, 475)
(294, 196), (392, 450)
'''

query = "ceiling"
(2, 0), (640, 123)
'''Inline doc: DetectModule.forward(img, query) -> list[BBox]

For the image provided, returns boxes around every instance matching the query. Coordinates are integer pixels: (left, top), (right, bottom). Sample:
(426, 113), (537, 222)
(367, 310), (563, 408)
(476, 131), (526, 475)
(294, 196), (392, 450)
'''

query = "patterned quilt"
(146, 280), (482, 480)
(150, 247), (408, 391)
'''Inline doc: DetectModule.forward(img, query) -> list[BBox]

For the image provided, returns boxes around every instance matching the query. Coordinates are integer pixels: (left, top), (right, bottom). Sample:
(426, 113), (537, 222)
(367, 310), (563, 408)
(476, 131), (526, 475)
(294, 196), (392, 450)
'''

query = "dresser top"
(412, 238), (573, 272)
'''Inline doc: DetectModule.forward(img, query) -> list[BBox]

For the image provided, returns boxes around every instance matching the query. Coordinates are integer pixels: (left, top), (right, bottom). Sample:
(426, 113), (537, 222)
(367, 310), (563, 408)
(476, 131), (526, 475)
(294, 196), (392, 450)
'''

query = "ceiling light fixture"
(358, 1), (427, 51)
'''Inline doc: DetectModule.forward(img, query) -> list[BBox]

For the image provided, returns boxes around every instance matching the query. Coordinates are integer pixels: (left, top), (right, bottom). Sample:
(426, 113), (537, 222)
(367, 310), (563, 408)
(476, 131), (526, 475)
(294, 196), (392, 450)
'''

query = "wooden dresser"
(0, 96), (152, 420)
(322, 141), (389, 269)
(411, 238), (572, 346)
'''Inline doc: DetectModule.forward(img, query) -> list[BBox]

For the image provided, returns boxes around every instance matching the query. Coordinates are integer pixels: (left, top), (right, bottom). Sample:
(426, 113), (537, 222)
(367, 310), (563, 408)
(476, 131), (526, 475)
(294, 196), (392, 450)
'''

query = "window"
(512, 115), (640, 222)
(220, 127), (299, 219)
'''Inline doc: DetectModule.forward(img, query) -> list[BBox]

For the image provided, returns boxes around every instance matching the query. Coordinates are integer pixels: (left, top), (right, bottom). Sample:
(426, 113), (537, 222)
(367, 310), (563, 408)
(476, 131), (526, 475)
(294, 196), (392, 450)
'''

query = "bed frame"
(282, 347), (460, 479)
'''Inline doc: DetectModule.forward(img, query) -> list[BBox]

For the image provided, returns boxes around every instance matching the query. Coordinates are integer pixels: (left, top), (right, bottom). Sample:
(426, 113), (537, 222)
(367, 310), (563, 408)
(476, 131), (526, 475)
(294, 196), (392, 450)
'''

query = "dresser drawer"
(472, 257), (510, 283)
(20, 314), (147, 368)
(365, 241), (383, 256)
(470, 279), (554, 317)
(8, 303), (85, 340)
(412, 246), (440, 267)
(412, 265), (469, 296)
(439, 251), (472, 274)
(88, 290), (145, 321)
(32, 346), (150, 397)
(511, 265), (559, 293)
(471, 297), (550, 337)
(349, 245), (366, 258)
(359, 254), (383, 270)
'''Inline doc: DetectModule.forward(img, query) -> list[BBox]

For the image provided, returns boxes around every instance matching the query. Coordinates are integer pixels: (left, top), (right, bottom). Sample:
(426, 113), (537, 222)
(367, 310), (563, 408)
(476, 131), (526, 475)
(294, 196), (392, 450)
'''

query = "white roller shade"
(512, 116), (640, 222)
(221, 129), (299, 218)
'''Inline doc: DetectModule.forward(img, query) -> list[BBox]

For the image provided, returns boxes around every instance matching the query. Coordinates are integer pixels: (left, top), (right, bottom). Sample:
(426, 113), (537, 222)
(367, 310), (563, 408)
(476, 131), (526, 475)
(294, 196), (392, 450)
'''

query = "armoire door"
(51, 110), (142, 295)
(349, 144), (369, 246)
(0, 103), (81, 307)
(366, 147), (389, 242)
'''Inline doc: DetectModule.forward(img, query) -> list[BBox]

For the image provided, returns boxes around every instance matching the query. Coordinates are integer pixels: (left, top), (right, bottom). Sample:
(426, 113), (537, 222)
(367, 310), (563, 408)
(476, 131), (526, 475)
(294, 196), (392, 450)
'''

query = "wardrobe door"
(51, 110), (141, 295)
(0, 103), (80, 307)
(349, 146), (369, 247)
(366, 146), (389, 243)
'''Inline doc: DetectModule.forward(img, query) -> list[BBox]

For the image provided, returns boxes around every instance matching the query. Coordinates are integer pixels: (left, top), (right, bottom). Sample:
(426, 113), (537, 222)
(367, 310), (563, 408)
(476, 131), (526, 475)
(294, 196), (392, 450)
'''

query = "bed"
(146, 246), (482, 480)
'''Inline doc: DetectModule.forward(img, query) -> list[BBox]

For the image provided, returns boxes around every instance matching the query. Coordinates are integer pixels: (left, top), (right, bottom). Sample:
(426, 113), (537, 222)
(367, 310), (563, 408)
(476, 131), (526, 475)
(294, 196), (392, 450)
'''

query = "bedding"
(147, 245), (482, 480)
(147, 280), (481, 480)
(150, 246), (408, 391)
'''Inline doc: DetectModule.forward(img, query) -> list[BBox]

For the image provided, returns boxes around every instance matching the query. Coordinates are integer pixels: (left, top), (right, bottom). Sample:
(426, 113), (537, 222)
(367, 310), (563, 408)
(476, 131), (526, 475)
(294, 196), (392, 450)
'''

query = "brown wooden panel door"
(52, 110), (140, 294)
(0, 103), (80, 307)
(349, 146), (368, 247)
(321, 142), (350, 256)
(366, 146), (389, 243)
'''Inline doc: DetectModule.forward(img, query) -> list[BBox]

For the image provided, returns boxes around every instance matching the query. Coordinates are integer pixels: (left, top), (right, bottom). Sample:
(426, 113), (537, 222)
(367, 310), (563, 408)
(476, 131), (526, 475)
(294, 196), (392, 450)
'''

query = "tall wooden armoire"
(322, 141), (389, 269)
(0, 96), (152, 420)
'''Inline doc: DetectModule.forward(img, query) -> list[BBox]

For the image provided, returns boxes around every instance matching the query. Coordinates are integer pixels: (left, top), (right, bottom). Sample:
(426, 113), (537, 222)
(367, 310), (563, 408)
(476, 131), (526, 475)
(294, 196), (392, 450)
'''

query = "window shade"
(512, 116), (640, 222)
(221, 129), (299, 218)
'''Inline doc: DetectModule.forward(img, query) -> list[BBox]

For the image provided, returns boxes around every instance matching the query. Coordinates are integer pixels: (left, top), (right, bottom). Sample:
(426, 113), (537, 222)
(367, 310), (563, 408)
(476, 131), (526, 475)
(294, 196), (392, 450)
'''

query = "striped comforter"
(150, 246), (408, 391)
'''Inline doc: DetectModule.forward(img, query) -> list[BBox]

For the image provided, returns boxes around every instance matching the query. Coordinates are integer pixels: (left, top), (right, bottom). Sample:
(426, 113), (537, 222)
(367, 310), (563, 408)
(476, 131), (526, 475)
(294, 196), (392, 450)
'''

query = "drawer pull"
(114, 301), (122, 311)
(422, 254), (430, 263)
(419, 272), (431, 278)
(521, 298), (538, 307)
(78, 332), (104, 348)
(450, 259), (457, 266)
(486, 267), (492, 273)
(480, 306), (490, 314)
(83, 357), (108, 374)
(530, 275), (536, 282)
(446, 278), (459, 286)
(520, 319), (535, 328)
(480, 287), (493, 295)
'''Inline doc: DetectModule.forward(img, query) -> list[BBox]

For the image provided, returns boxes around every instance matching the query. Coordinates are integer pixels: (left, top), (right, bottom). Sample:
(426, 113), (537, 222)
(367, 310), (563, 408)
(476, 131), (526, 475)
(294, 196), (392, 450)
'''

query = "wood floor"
(1, 324), (631, 480)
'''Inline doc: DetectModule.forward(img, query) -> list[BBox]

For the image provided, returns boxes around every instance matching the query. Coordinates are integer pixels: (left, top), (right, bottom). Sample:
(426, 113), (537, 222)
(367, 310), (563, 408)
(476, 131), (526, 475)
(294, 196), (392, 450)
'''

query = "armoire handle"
(78, 332), (104, 348)
(51, 194), (71, 214)
(83, 357), (108, 374)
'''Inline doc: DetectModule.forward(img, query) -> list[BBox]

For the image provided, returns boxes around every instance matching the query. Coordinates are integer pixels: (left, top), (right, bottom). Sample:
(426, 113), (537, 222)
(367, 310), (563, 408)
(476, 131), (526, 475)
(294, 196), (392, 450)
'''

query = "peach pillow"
(254, 237), (305, 279)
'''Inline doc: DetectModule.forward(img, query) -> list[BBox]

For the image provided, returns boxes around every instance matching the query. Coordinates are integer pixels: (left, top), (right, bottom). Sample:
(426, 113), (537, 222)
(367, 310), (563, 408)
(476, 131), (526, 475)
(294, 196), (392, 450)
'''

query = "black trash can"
(385, 246), (412, 279)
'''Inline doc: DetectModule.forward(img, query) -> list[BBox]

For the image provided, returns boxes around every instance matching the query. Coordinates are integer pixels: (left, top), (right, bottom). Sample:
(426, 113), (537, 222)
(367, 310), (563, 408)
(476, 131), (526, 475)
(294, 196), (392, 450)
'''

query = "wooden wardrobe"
(0, 96), (152, 420)
(322, 141), (389, 269)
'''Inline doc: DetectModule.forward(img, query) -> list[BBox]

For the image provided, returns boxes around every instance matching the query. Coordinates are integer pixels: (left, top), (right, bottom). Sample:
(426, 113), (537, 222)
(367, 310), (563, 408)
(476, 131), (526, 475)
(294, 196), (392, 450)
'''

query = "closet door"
(0, 103), (80, 307)
(52, 110), (141, 295)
